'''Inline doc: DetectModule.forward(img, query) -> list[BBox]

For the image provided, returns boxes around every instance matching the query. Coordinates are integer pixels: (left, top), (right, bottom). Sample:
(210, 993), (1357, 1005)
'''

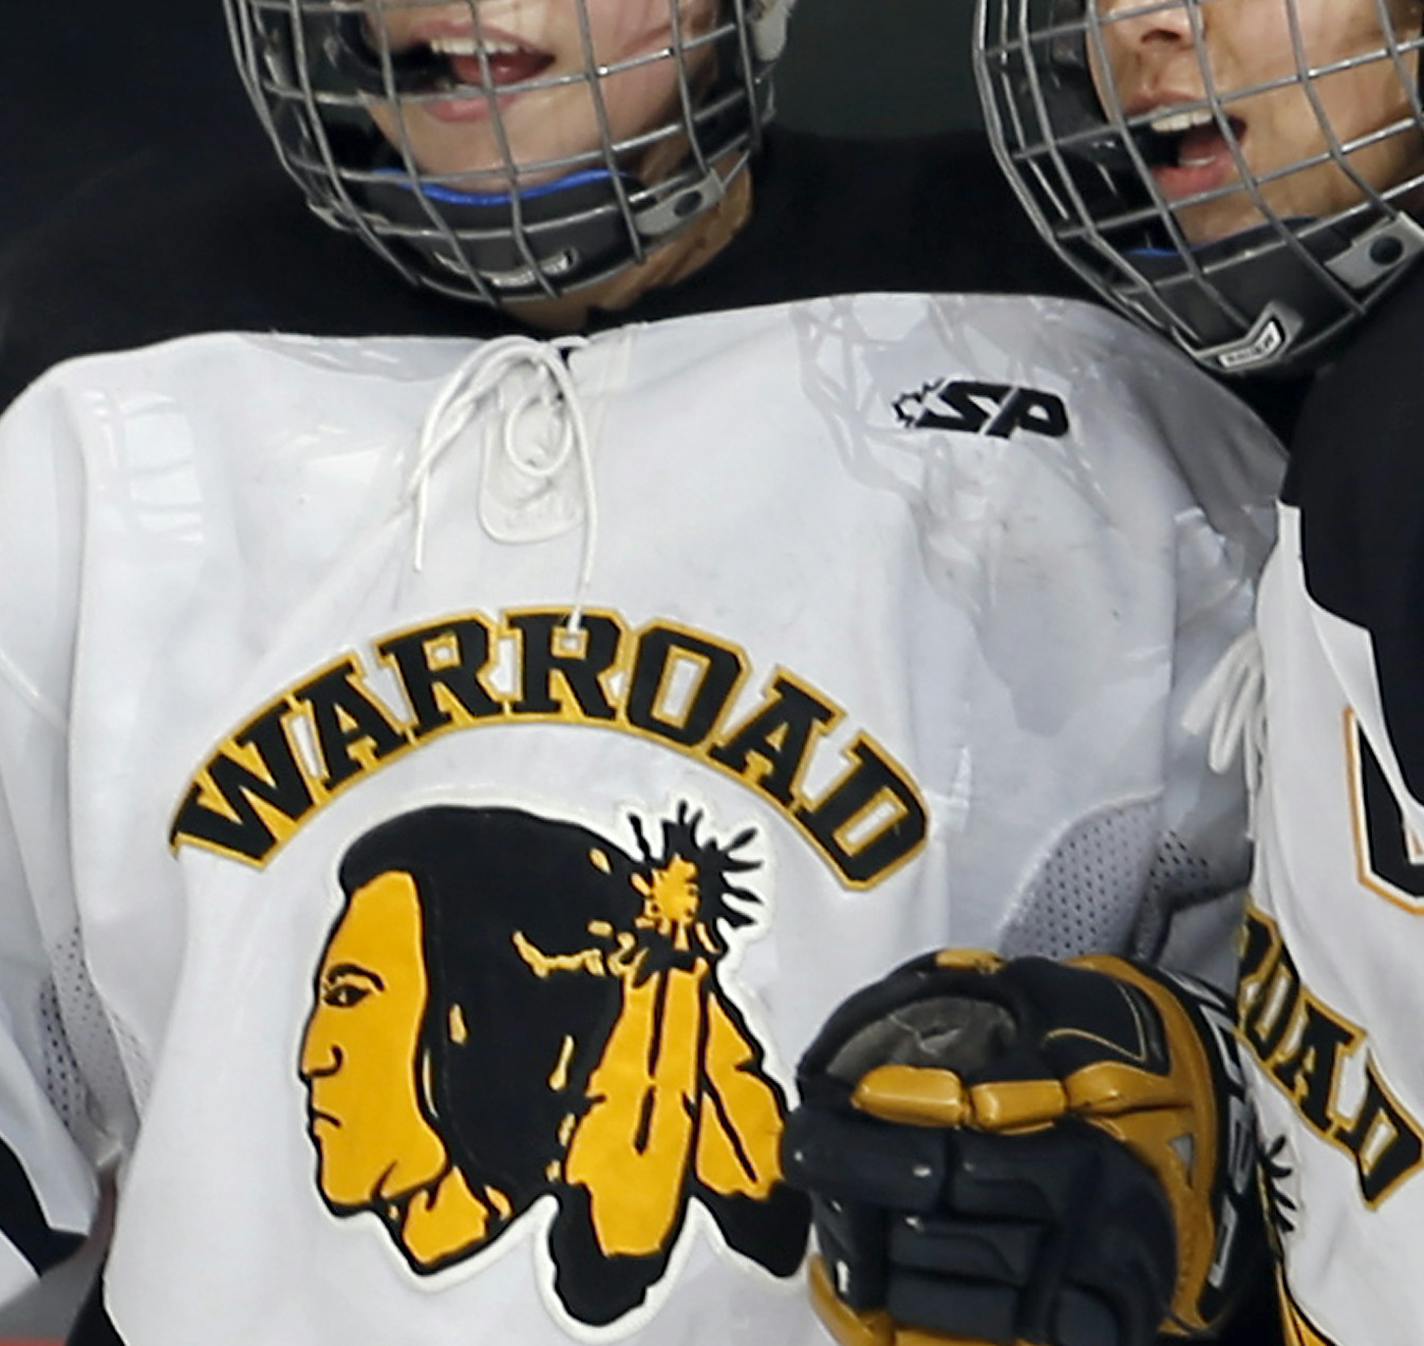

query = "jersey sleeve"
(1228, 268), (1424, 1345)
(1133, 499), (1268, 991)
(1244, 515), (1424, 1346)
(0, 377), (117, 1301)
(995, 428), (1280, 989)
(0, 783), (99, 1300)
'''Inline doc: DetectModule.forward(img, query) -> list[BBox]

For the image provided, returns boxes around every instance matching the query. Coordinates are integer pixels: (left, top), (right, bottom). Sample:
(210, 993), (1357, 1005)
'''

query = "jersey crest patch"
(298, 800), (809, 1331)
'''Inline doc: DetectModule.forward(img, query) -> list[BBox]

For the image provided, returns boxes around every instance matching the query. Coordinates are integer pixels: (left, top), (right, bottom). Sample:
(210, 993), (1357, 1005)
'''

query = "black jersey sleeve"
(1283, 265), (1424, 805)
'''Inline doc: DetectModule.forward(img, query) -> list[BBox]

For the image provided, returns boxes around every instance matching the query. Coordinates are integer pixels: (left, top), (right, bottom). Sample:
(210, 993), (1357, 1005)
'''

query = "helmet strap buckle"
(1200, 303), (1304, 374)
(634, 169), (729, 241)
(1326, 214), (1424, 291)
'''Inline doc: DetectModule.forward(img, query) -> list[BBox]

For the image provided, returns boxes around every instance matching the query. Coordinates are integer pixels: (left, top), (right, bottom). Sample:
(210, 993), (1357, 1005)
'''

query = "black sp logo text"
(894, 379), (1069, 440)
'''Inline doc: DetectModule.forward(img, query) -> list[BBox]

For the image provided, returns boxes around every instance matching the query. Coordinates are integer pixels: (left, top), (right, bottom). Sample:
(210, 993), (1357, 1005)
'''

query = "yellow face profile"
(297, 803), (809, 1325)
(299, 870), (449, 1208)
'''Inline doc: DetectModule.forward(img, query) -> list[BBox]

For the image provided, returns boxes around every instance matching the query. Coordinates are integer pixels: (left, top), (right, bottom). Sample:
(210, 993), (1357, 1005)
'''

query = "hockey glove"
(782, 951), (1259, 1346)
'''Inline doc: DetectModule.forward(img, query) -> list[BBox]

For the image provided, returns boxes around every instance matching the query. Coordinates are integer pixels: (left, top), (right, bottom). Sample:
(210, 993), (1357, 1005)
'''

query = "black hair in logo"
(299, 803), (808, 1327)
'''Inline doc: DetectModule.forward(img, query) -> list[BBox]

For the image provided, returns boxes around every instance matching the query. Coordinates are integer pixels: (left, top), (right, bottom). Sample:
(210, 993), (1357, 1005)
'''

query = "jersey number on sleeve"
(1345, 709), (1424, 913)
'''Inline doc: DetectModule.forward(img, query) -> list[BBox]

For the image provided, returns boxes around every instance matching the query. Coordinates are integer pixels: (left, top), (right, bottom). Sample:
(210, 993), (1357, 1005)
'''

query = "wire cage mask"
(227, 0), (792, 306)
(975, 0), (1424, 374)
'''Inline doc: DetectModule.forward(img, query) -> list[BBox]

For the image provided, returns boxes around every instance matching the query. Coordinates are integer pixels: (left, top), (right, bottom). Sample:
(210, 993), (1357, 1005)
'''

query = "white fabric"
(1183, 628), (1266, 836)
(0, 293), (1282, 1344)
(1248, 503), (1424, 1346)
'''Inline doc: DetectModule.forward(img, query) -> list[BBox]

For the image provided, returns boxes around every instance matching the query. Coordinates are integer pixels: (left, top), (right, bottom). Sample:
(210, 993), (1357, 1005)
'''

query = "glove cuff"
(1070, 957), (1259, 1336)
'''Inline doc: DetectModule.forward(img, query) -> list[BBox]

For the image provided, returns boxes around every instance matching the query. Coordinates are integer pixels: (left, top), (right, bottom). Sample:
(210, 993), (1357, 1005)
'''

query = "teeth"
(428, 35), (525, 57)
(1148, 107), (1217, 135)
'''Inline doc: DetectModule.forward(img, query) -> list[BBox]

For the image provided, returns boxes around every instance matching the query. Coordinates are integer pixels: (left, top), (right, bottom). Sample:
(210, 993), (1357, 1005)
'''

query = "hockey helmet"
(975, 0), (1424, 373)
(226, 0), (794, 306)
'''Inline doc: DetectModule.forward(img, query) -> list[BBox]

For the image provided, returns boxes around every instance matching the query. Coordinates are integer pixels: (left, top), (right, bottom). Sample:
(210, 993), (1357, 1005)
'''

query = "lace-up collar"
(404, 333), (608, 633)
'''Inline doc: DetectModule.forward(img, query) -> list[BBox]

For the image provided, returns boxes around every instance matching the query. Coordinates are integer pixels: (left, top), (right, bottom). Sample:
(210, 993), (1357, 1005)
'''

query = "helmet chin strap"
(1123, 213), (1424, 374)
(360, 157), (737, 302)
(510, 170), (755, 331)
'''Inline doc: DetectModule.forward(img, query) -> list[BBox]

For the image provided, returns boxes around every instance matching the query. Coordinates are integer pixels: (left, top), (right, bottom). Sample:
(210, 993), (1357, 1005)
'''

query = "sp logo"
(894, 378), (1069, 440)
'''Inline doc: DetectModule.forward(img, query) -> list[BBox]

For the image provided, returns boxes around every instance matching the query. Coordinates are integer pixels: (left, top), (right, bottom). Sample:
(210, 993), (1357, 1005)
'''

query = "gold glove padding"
(845, 953), (1231, 1338)
(808, 1252), (1037, 1346)
(785, 949), (1260, 1343)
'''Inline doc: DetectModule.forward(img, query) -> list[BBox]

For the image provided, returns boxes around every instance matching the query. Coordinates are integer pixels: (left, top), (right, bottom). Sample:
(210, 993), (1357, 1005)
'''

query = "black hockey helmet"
(975, 0), (1424, 373)
(226, 0), (794, 306)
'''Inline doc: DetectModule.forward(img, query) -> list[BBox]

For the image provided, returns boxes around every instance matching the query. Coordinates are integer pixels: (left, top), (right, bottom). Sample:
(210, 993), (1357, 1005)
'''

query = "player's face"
(365, 0), (718, 182)
(299, 870), (449, 1208)
(1090, 0), (1424, 244)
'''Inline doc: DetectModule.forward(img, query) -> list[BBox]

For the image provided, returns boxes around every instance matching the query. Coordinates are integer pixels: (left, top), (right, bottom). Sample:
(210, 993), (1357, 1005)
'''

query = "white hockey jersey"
(1247, 458), (1424, 1333)
(0, 293), (1281, 1345)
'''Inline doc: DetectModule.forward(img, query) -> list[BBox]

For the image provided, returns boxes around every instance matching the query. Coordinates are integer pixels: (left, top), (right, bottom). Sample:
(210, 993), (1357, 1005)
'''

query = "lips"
(1155, 122), (1247, 200)
(427, 37), (556, 123)
(1128, 100), (1249, 201)
(448, 49), (555, 87)
(369, 17), (558, 121)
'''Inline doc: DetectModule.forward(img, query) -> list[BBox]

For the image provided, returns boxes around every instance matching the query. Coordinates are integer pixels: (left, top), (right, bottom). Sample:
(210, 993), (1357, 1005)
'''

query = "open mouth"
(1135, 105), (1248, 198)
(425, 34), (557, 90)
(356, 18), (558, 118)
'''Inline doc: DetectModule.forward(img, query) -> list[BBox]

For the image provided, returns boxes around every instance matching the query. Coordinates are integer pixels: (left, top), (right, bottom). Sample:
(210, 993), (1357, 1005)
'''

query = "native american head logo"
(298, 802), (809, 1327)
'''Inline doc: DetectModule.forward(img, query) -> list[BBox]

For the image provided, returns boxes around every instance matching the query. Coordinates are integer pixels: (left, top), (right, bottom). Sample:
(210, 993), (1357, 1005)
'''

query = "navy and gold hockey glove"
(782, 951), (1259, 1346)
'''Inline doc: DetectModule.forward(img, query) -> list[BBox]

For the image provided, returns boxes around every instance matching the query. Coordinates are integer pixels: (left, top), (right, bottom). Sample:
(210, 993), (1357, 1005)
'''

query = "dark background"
(1, 0), (983, 255)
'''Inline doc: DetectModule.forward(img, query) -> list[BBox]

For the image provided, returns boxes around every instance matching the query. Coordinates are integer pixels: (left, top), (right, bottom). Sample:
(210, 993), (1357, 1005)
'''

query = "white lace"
(1182, 627), (1266, 836)
(404, 334), (599, 631)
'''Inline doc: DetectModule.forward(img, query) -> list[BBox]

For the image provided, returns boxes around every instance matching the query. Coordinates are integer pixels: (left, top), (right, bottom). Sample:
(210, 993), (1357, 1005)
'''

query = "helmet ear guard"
(976, 0), (1424, 373)
(226, 0), (794, 307)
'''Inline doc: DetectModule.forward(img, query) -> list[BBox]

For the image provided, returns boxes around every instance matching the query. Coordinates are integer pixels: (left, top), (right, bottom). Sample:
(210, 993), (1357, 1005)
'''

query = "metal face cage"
(226, 0), (791, 306)
(975, 0), (1424, 373)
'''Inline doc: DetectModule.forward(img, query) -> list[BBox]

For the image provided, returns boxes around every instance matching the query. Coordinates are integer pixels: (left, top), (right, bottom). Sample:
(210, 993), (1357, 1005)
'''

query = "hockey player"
(0, 2), (1287, 1344)
(783, 2), (1424, 1345)
(0, 0), (1081, 411)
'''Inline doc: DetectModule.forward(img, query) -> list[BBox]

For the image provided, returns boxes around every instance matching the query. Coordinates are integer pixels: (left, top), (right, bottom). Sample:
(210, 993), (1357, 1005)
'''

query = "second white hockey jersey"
(0, 293), (1282, 1344)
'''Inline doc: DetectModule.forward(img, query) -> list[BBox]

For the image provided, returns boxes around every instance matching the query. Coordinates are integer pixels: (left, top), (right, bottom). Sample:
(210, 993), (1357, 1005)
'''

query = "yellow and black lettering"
(1332, 1068), (1424, 1205)
(1270, 997), (1362, 1135)
(293, 657), (410, 790)
(709, 673), (840, 806)
(795, 736), (927, 886)
(1240, 927), (1303, 1062)
(1238, 905), (1424, 1206)
(169, 699), (314, 862)
(624, 623), (745, 748)
(172, 606), (927, 886)
(378, 618), (504, 737)
(506, 611), (625, 721)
